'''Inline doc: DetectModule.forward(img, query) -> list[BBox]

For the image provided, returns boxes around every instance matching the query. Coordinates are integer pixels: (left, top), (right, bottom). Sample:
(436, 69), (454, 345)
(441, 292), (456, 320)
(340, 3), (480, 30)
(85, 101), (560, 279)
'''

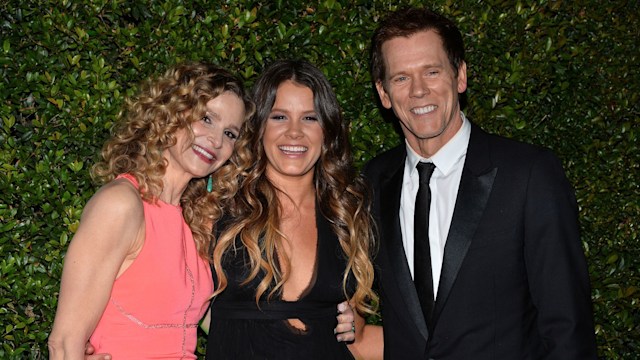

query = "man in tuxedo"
(360, 6), (597, 359)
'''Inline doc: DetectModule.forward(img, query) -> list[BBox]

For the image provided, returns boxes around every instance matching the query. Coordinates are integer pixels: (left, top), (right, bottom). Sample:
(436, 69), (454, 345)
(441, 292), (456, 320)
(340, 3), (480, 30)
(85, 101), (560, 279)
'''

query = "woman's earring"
(206, 175), (213, 193)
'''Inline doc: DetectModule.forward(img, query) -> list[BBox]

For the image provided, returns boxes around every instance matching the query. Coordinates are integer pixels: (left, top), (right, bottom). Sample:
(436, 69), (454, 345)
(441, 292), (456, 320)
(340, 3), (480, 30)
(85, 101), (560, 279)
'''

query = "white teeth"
(279, 145), (307, 153)
(193, 145), (214, 160)
(412, 105), (437, 115)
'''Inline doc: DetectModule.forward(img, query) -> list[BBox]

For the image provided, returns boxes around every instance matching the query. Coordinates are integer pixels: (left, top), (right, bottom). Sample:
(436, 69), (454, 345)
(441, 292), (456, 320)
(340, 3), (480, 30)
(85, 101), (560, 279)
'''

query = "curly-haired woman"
(48, 62), (253, 359)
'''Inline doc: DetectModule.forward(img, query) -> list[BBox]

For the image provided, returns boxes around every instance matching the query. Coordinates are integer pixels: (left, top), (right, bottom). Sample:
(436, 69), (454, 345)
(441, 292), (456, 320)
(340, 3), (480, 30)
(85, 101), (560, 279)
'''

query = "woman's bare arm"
(48, 181), (144, 360)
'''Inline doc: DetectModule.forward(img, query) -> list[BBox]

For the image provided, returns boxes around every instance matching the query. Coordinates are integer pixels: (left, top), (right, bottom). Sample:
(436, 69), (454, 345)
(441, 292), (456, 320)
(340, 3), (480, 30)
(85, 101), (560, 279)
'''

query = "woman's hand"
(335, 301), (356, 343)
(84, 342), (111, 360)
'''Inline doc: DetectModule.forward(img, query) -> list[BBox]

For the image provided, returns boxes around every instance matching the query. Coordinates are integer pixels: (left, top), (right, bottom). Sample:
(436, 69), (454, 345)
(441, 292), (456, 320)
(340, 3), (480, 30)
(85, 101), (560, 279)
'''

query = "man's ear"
(375, 80), (392, 109)
(457, 61), (468, 94)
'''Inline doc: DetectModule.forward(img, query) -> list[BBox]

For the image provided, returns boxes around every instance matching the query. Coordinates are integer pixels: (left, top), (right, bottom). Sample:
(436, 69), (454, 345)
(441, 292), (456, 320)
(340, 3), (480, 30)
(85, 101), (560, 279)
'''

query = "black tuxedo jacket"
(363, 123), (597, 359)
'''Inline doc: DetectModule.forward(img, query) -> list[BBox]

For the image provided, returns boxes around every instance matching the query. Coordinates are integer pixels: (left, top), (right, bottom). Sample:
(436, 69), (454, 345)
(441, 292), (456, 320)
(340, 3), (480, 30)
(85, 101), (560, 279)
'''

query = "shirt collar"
(405, 111), (471, 177)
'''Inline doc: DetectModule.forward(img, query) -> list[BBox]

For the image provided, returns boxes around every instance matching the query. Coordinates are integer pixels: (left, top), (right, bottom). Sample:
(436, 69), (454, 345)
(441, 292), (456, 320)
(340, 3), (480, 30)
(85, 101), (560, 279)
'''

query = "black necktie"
(414, 162), (436, 329)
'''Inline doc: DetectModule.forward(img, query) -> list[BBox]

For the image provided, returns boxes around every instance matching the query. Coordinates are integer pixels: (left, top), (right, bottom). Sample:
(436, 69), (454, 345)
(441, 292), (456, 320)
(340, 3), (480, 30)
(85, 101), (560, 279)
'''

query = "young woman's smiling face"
(263, 80), (324, 184)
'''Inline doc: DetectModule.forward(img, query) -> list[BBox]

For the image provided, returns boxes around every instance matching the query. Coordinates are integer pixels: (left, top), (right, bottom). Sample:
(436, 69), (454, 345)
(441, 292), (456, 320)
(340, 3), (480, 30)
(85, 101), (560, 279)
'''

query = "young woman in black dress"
(205, 59), (378, 359)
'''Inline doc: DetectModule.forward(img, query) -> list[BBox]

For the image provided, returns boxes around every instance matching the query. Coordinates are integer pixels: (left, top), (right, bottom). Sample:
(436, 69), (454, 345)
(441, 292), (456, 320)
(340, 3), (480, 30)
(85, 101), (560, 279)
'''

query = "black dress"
(205, 212), (355, 359)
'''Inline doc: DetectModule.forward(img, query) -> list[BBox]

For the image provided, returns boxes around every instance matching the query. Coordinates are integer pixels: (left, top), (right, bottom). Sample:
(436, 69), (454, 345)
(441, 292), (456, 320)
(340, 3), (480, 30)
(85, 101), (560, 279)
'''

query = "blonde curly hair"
(92, 62), (254, 258)
(211, 60), (378, 316)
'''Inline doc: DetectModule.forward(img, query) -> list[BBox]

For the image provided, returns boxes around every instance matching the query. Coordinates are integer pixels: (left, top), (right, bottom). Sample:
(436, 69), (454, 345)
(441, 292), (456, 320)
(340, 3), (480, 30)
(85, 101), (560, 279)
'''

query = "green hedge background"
(1, 0), (638, 358)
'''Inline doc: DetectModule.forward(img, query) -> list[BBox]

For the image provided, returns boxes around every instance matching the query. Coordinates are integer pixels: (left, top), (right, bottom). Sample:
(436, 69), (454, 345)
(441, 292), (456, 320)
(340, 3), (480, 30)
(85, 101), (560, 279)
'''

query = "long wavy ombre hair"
(92, 62), (254, 258)
(212, 59), (378, 315)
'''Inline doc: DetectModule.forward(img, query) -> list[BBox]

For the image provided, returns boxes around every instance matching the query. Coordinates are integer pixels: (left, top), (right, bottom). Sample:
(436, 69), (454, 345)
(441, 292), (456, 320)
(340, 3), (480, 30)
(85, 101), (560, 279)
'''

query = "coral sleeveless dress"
(90, 174), (213, 359)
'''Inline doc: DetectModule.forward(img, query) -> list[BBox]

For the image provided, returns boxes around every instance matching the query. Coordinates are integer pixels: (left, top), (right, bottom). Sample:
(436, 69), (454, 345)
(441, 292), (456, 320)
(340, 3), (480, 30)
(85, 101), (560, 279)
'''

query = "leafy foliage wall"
(1, 0), (638, 358)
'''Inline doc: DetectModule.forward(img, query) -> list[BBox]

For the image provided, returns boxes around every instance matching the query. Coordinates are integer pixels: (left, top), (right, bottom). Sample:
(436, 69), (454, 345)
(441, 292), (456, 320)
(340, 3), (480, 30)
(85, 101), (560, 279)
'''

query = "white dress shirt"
(399, 112), (470, 297)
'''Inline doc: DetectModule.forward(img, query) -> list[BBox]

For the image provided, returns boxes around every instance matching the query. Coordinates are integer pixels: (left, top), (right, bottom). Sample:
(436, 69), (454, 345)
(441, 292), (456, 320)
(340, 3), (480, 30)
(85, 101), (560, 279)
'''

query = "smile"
(411, 105), (437, 115)
(279, 145), (308, 154)
(193, 144), (215, 161)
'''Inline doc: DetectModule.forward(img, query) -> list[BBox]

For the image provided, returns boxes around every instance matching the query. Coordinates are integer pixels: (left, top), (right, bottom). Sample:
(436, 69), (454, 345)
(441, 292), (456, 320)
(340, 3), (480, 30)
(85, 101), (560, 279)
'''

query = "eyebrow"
(387, 63), (445, 78)
(269, 108), (317, 115)
(204, 111), (220, 119)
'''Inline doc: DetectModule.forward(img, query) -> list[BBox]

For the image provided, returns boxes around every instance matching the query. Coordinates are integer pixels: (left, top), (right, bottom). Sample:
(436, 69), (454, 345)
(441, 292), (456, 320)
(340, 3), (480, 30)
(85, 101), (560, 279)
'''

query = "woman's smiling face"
(263, 80), (324, 183)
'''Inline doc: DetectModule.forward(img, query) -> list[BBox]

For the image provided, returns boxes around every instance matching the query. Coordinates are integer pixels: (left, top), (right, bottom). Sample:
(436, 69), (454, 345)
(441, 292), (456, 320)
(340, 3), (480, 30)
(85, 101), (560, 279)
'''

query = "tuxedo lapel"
(431, 125), (496, 329)
(378, 155), (430, 341)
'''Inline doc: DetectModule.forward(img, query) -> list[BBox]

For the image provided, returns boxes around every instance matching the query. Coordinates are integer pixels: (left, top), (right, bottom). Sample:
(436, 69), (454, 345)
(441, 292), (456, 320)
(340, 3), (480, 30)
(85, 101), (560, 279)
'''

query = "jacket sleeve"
(523, 150), (597, 359)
